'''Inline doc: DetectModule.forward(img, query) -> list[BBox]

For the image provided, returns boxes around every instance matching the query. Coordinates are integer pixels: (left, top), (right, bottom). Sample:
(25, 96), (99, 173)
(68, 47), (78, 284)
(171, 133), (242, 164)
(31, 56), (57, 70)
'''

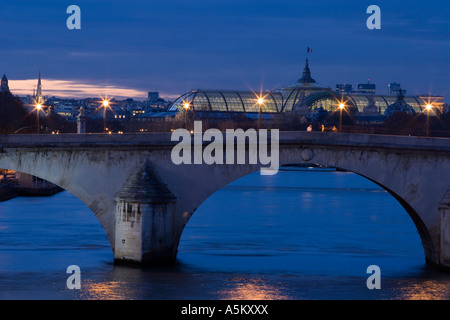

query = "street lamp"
(102, 99), (110, 133)
(257, 97), (264, 130)
(338, 103), (345, 132)
(36, 103), (42, 134)
(183, 102), (190, 129)
(425, 104), (432, 137)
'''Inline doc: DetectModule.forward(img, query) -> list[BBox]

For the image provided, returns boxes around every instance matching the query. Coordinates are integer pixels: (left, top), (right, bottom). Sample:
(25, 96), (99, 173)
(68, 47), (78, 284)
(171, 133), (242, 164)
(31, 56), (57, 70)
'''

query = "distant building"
(135, 111), (176, 122)
(143, 91), (170, 109)
(113, 108), (131, 120)
(335, 84), (353, 94)
(388, 82), (406, 95)
(1, 74), (10, 93)
(295, 58), (316, 85)
(33, 72), (44, 104)
(384, 91), (415, 117)
(169, 58), (443, 117)
(148, 92), (160, 102)
(444, 103), (450, 114)
(417, 95), (445, 111)
(357, 81), (376, 94)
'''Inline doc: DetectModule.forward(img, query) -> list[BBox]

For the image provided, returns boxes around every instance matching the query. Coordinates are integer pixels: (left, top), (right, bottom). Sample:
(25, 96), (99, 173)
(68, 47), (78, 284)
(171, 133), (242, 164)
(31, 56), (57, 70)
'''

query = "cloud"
(8, 79), (149, 100)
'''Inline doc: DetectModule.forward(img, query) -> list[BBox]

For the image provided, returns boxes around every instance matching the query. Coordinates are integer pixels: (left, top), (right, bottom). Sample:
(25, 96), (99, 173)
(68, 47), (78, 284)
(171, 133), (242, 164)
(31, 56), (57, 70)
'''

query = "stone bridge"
(0, 132), (449, 269)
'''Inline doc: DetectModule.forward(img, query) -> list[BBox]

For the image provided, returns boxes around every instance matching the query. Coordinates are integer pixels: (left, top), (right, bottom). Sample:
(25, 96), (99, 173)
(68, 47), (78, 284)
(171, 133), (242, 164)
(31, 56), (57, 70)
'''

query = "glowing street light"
(338, 102), (345, 132)
(101, 98), (110, 133)
(35, 103), (42, 134)
(257, 97), (264, 130)
(183, 101), (190, 129)
(425, 104), (433, 137)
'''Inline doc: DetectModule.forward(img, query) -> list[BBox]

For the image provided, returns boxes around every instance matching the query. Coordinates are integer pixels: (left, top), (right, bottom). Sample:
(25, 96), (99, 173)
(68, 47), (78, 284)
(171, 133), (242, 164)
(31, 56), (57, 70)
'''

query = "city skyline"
(1, 1), (449, 102)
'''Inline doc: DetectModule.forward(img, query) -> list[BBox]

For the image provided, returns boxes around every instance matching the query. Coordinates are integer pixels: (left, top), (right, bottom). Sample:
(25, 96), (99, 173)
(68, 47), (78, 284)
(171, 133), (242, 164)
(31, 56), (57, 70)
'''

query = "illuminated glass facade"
(169, 88), (443, 114)
(169, 90), (285, 113)
(169, 89), (442, 114)
(169, 59), (444, 115)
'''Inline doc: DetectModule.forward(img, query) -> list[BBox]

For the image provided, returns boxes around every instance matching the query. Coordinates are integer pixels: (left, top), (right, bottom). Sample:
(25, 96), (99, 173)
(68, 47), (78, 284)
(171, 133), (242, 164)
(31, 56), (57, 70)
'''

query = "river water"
(0, 167), (449, 300)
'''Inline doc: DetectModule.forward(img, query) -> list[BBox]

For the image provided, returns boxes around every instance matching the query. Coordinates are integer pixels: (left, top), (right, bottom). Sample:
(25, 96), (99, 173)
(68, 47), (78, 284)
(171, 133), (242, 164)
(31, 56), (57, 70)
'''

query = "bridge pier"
(113, 163), (178, 265)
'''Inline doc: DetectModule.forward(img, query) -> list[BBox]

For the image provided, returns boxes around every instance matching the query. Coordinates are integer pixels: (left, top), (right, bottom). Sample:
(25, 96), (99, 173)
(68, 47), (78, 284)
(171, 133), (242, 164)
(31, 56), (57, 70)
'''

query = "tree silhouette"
(0, 92), (33, 133)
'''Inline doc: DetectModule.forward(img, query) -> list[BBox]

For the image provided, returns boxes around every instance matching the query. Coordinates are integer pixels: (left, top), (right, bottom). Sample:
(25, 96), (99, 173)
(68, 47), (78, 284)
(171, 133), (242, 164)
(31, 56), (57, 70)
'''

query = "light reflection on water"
(81, 280), (127, 300)
(392, 280), (450, 300)
(1, 167), (450, 300)
(215, 277), (290, 300)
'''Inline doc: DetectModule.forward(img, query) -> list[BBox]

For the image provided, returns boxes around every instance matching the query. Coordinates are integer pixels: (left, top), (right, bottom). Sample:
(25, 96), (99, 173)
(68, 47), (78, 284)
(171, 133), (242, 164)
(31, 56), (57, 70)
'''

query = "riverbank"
(0, 184), (17, 201)
(0, 183), (63, 201)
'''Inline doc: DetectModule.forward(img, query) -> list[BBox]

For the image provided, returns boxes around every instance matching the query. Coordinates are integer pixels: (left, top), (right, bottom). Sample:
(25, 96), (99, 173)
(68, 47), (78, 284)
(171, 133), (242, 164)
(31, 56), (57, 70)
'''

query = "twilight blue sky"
(0, 0), (449, 101)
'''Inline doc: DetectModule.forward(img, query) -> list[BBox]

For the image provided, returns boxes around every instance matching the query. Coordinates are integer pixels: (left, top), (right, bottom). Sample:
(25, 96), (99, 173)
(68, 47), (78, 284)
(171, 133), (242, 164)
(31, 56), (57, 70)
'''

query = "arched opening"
(177, 165), (431, 299)
(351, 172), (436, 266)
(0, 165), (114, 245)
(0, 168), (113, 291)
(305, 91), (358, 112)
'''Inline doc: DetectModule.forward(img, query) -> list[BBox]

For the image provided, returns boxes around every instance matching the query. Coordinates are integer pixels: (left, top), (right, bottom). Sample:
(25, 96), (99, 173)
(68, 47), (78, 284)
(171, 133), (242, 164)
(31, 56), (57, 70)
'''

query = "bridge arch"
(353, 172), (435, 260)
(0, 158), (116, 253)
(0, 165), (115, 274)
(174, 133), (448, 268)
(180, 161), (435, 267)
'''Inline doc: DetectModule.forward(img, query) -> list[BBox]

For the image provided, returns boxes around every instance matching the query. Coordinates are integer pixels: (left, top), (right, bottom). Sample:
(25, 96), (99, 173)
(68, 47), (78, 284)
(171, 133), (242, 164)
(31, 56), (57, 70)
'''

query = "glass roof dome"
(168, 59), (442, 115)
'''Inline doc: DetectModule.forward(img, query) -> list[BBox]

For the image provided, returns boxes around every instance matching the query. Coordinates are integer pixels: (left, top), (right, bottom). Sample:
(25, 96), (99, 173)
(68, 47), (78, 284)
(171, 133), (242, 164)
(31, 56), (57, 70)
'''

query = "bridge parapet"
(0, 132), (449, 153)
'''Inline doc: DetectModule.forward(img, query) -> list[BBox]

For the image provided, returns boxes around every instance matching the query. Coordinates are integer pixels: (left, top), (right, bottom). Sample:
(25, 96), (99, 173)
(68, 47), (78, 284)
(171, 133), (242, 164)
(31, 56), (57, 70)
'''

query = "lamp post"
(183, 102), (190, 129)
(338, 103), (345, 132)
(425, 104), (432, 137)
(102, 99), (109, 133)
(257, 97), (264, 130)
(36, 103), (42, 134)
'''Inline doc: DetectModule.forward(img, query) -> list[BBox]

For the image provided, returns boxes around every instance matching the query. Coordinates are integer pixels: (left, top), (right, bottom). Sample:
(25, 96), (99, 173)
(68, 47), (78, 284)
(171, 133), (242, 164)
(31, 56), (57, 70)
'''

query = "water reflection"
(216, 277), (290, 300)
(81, 280), (130, 300)
(77, 265), (150, 300)
(393, 280), (450, 300)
